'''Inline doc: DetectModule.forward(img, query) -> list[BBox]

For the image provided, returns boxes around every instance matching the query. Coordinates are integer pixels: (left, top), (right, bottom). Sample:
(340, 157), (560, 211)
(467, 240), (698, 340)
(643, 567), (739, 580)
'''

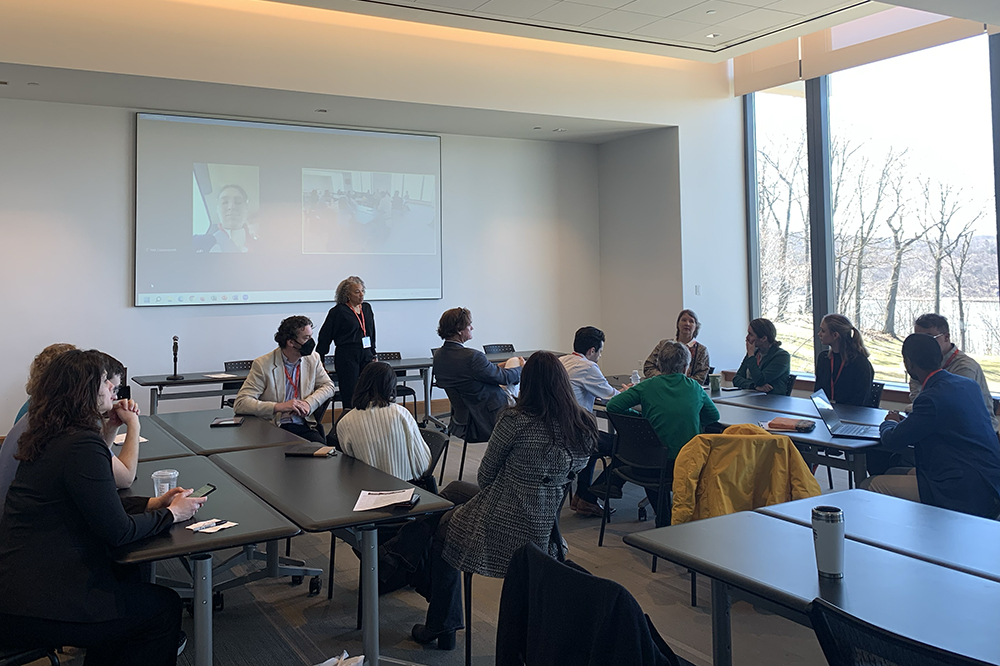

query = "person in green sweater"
(733, 318), (791, 394)
(606, 341), (720, 524)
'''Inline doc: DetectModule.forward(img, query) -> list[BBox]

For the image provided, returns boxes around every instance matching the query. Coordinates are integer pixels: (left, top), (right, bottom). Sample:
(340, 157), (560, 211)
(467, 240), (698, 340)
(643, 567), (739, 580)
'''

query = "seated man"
(433, 307), (522, 439)
(234, 315), (335, 444)
(861, 334), (1000, 518)
(559, 326), (621, 517)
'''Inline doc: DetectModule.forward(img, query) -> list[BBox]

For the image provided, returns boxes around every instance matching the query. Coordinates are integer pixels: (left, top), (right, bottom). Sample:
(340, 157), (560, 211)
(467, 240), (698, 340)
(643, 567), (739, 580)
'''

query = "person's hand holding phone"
(165, 489), (208, 522)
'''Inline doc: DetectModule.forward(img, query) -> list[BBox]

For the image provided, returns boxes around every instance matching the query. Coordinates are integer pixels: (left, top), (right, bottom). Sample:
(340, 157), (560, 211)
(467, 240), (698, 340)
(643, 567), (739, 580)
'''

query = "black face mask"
(297, 337), (316, 357)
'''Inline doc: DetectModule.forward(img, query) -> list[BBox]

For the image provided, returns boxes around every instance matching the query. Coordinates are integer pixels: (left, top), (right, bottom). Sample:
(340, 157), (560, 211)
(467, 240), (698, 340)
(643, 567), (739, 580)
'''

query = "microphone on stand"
(166, 335), (184, 381)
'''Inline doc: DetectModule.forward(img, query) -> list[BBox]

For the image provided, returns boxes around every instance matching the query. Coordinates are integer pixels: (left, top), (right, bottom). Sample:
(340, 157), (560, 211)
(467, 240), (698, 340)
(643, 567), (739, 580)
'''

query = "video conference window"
(135, 114), (442, 306)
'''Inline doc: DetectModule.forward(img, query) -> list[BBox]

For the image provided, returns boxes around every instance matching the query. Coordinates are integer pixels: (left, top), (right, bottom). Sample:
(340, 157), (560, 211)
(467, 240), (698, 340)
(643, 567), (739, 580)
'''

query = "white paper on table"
(113, 433), (148, 445)
(205, 373), (238, 379)
(353, 488), (414, 512)
(186, 519), (239, 533)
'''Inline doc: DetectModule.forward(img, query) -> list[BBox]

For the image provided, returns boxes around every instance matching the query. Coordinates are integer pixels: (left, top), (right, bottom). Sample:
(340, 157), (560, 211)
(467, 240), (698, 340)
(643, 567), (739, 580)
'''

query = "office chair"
(483, 343), (515, 354)
(867, 381), (885, 408)
(220, 360), (253, 408)
(784, 373), (797, 396)
(375, 351), (417, 417)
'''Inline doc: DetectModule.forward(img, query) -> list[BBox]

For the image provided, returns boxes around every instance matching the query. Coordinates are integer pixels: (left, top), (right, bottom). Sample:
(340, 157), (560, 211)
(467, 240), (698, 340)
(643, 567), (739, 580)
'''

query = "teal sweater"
(606, 373), (720, 459)
(733, 344), (791, 395)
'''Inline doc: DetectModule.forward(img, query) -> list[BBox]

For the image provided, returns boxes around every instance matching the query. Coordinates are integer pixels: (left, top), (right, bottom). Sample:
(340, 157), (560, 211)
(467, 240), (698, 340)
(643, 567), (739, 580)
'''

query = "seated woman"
(643, 309), (711, 384)
(0, 350), (206, 666)
(814, 314), (874, 406)
(336, 361), (432, 481)
(606, 341), (720, 525)
(411, 351), (596, 649)
(733, 318), (791, 394)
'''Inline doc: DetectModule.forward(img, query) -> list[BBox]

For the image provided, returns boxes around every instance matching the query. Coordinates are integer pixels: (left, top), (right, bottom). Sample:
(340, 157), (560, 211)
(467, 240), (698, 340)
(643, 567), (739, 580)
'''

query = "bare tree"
(946, 222), (977, 349)
(920, 180), (967, 313)
(883, 166), (925, 336)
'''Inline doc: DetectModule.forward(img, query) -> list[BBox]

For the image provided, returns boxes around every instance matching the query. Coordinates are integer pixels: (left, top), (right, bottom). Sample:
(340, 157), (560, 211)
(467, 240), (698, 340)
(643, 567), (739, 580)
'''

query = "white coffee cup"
(812, 505), (845, 579)
(151, 469), (179, 497)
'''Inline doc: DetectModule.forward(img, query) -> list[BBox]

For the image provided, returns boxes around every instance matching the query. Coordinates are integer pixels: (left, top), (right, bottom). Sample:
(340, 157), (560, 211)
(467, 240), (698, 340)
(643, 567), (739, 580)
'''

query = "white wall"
(0, 98), (601, 424)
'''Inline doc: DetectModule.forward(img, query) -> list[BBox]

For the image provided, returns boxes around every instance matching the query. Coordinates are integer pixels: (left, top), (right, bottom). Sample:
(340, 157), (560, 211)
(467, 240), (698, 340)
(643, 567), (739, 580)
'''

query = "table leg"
(359, 525), (379, 666)
(150, 388), (159, 415)
(851, 452), (868, 489)
(421, 368), (432, 426)
(711, 579), (732, 666)
(193, 553), (214, 666)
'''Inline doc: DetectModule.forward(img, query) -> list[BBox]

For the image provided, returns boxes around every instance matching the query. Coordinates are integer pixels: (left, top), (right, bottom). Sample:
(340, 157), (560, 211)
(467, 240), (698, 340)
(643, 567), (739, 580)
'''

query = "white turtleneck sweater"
(336, 403), (431, 481)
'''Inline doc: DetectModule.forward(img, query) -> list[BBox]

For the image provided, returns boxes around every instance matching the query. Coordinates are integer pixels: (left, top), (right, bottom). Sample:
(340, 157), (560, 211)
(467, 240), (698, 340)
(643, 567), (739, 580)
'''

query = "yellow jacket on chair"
(671, 423), (821, 525)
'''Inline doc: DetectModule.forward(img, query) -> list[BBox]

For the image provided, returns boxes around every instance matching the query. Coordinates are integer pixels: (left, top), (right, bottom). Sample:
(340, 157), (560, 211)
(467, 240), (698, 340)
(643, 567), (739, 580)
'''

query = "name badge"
(361, 336), (372, 348)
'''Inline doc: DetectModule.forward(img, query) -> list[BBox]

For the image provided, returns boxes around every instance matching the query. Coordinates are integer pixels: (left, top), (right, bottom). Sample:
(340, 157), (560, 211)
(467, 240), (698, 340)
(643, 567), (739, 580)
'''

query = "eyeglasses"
(931, 333), (945, 339)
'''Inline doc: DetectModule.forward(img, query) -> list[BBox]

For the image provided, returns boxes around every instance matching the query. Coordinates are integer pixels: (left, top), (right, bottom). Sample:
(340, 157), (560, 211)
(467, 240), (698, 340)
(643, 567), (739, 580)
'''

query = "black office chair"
(785, 373), (798, 396)
(118, 366), (131, 400)
(810, 597), (992, 666)
(702, 366), (716, 386)
(220, 359), (253, 408)
(442, 388), (492, 482)
(376, 351), (417, 417)
(867, 381), (885, 408)
(599, 413), (674, 571)
(483, 343), (515, 354)
(0, 646), (60, 666)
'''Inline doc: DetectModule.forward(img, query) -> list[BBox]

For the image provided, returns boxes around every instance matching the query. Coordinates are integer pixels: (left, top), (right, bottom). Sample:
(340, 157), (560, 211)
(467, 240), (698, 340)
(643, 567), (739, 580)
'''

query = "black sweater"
(814, 350), (874, 406)
(0, 431), (172, 622)
(316, 302), (376, 358)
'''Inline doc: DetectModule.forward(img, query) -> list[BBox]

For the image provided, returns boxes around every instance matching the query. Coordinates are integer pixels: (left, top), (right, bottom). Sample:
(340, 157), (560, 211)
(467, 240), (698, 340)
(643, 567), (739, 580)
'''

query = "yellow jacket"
(671, 423), (821, 525)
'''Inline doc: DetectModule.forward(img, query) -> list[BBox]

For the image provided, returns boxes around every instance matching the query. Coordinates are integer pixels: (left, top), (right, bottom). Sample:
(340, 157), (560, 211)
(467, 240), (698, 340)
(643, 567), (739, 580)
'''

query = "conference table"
(712, 392), (888, 426)
(624, 510), (1000, 666)
(152, 408), (303, 455)
(212, 446), (453, 666)
(116, 456), (301, 666)
(123, 414), (197, 463)
(759, 489), (1000, 583)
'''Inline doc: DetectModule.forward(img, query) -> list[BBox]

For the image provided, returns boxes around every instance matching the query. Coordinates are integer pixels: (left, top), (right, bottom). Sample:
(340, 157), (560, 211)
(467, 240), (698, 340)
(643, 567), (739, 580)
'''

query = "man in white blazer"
(234, 315), (335, 444)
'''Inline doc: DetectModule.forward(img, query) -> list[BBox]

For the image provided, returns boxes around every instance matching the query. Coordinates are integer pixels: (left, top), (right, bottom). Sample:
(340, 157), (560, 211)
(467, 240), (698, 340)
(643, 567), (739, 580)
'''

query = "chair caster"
(291, 575), (304, 586)
(213, 591), (224, 611)
(308, 576), (323, 597)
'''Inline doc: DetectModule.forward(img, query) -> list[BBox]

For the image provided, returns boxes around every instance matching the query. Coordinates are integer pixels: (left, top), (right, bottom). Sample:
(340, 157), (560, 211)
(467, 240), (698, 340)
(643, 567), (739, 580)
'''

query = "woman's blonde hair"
(335, 276), (365, 305)
(822, 314), (869, 362)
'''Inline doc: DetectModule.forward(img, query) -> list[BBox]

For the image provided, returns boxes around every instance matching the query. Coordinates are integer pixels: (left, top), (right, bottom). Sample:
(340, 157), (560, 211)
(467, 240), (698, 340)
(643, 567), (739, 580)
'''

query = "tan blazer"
(233, 348), (335, 427)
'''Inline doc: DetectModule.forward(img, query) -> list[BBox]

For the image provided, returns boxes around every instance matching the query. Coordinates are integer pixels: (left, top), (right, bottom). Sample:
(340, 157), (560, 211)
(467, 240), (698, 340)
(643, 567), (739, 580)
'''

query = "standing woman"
(815, 314), (874, 406)
(317, 276), (376, 415)
(733, 318), (791, 394)
(0, 350), (205, 665)
(643, 309), (711, 384)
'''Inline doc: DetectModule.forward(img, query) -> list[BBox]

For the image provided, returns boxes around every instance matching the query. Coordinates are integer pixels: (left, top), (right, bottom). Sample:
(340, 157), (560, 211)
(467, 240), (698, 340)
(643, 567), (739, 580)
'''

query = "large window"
(750, 34), (1000, 389)
(754, 82), (815, 374)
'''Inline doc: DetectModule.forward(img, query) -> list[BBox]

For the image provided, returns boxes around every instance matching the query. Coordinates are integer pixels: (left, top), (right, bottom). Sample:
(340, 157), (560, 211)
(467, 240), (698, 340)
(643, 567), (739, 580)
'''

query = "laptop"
(810, 389), (882, 439)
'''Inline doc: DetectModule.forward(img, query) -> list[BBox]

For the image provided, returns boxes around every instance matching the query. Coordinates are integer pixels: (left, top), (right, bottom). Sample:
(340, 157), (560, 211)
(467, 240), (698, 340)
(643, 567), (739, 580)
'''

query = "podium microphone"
(166, 335), (184, 381)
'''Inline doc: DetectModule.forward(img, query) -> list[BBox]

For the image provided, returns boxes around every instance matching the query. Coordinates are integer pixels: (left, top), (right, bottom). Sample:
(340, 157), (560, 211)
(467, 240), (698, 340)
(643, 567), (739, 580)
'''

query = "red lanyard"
(283, 362), (300, 399)
(922, 369), (942, 389)
(755, 351), (762, 367)
(353, 306), (367, 336)
(943, 347), (960, 370)
(829, 353), (846, 401)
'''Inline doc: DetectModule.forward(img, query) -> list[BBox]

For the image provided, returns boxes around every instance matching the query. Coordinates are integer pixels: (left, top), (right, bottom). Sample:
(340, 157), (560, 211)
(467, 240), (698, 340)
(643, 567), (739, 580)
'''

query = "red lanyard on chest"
(943, 347), (959, 370)
(353, 306), (367, 337)
(283, 363), (300, 399)
(829, 353), (846, 401)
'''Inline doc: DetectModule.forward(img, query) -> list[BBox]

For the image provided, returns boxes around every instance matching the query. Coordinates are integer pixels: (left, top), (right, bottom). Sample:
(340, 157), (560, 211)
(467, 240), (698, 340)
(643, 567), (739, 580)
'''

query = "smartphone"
(401, 492), (420, 508)
(189, 483), (216, 498)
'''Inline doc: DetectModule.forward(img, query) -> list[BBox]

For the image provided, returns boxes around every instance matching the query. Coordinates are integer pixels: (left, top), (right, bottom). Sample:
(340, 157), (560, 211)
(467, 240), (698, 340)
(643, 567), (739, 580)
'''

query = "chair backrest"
(784, 374), (797, 396)
(223, 360), (254, 391)
(605, 412), (672, 471)
(419, 427), (449, 477)
(809, 597), (992, 666)
(483, 343), (515, 354)
(442, 388), (492, 443)
(376, 351), (402, 361)
(868, 381), (885, 408)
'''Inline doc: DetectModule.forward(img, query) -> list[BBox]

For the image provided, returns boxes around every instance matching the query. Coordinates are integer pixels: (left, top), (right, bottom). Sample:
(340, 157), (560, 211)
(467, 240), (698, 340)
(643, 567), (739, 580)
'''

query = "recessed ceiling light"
(705, 9), (716, 14)
(0, 81), (8, 86)
(533, 126), (542, 130)
(315, 108), (328, 113)
(553, 128), (567, 132)
(706, 33), (720, 38)
(26, 82), (39, 86)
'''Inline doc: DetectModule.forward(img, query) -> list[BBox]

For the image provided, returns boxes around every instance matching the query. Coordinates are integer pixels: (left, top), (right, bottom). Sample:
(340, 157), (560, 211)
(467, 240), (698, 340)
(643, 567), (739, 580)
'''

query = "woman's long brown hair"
(17, 350), (108, 463)
(509, 351), (597, 457)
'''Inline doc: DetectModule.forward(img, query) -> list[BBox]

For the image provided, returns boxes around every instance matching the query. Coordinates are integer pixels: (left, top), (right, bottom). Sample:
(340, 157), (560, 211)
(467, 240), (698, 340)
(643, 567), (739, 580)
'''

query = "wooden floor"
(43, 435), (841, 666)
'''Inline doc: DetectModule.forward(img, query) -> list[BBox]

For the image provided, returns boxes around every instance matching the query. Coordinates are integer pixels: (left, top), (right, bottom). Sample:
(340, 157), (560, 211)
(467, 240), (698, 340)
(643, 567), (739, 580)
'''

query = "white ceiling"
(268, 0), (886, 57)
(0, 63), (661, 144)
(884, 0), (1000, 25)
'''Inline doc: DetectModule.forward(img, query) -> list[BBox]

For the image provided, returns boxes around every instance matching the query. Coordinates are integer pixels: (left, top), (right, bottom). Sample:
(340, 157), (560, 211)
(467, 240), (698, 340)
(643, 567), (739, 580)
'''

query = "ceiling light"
(26, 82), (39, 86)
(553, 128), (567, 132)
(533, 126), (542, 130)
(0, 81), (7, 86)
(705, 9), (716, 14)
(315, 108), (328, 113)
(706, 33), (720, 38)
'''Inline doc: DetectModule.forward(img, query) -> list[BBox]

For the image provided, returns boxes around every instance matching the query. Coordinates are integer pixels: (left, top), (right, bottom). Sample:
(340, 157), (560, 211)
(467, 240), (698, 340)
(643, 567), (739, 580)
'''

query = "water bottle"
(631, 370), (641, 386)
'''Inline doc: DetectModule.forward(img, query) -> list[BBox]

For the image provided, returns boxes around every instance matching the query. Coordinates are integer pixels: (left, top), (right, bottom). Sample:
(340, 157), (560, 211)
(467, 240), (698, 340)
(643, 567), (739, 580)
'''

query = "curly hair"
(437, 308), (472, 340)
(18, 349), (108, 463)
(335, 276), (366, 305)
(24, 343), (77, 397)
(509, 351), (597, 457)
(274, 316), (313, 348)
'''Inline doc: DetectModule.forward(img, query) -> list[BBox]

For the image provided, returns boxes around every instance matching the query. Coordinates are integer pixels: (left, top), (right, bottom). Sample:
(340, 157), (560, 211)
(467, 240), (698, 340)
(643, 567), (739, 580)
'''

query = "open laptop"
(810, 389), (882, 439)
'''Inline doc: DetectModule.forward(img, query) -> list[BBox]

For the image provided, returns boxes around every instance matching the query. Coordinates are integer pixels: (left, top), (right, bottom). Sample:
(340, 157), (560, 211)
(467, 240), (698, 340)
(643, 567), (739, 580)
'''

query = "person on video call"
(201, 184), (255, 253)
(317, 276), (376, 417)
